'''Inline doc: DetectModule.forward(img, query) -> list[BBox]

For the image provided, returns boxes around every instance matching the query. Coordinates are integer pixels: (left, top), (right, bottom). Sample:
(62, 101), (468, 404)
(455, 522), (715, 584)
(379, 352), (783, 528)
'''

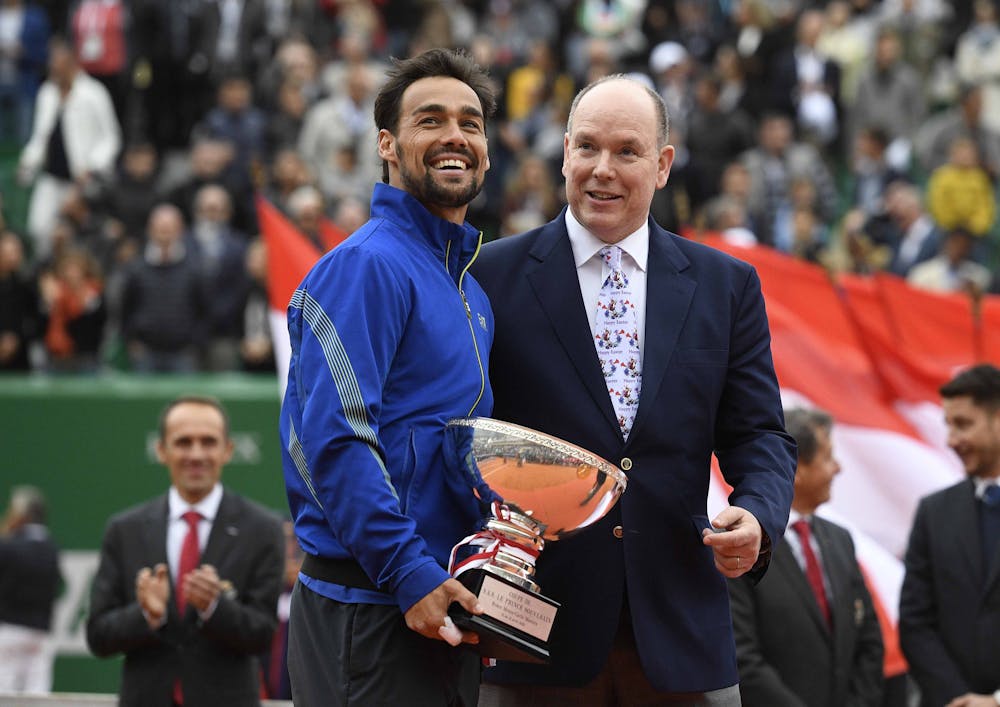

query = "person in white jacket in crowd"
(17, 37), (120, 259)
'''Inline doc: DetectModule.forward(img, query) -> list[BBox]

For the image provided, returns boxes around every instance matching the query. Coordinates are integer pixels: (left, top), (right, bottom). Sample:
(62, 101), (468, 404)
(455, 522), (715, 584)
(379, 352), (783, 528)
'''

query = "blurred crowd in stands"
(1, 0), (999, 375)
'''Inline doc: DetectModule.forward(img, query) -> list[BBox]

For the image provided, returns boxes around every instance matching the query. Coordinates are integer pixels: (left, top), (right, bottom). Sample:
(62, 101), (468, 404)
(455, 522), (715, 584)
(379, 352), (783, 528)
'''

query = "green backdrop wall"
(0, 374), (286, 694)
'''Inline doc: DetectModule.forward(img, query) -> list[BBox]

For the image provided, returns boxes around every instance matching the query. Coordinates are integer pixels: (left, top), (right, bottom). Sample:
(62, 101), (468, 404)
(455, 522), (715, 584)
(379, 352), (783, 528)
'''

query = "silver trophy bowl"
(444, 417), (627, 662)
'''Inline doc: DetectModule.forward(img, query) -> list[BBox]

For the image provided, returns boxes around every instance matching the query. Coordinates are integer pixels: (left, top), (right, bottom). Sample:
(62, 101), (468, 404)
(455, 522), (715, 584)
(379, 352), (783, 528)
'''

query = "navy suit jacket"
(900, 479), (1000, 707)
(86, 490), (284, 707)
(471, 212), (796, 692)
(728, 516), (884, 707)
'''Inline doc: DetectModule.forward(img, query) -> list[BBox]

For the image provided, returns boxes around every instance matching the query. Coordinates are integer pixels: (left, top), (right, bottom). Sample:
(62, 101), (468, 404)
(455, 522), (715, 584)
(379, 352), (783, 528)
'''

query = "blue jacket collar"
(371, 183), (482, 278)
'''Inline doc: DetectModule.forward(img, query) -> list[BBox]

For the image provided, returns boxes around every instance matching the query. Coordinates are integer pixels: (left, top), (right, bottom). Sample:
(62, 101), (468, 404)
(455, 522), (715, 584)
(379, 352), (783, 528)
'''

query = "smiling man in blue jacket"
(278, 48), (497, 707)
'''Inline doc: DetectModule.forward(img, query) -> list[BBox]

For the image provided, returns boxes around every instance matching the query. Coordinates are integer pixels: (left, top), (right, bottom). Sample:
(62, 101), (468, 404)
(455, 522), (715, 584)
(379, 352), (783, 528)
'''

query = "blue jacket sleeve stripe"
(286, 417), (324, 510)
(294, 289), (399, 499)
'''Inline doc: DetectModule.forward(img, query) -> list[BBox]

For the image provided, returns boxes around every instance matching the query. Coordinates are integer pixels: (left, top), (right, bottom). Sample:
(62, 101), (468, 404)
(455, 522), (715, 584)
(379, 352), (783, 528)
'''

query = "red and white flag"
(702, 234), (1000, 678)
(256, 196), (348, 396)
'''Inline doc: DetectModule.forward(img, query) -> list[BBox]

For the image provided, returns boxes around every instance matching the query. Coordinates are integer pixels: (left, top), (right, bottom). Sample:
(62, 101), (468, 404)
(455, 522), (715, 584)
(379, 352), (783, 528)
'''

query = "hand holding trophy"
(444, 417), (627, 663)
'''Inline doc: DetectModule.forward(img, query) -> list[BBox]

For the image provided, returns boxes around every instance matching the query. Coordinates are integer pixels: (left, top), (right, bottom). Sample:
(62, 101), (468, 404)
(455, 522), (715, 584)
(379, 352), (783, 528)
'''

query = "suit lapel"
(629, 225), (695, 442)
(525, 222), (620, 433)
(202, 491), (241, 570)
(813, 519), (851, 651)
(775, 534), (832, 638)
(143, 496), (170, 568)
(952, 482), (985, 586)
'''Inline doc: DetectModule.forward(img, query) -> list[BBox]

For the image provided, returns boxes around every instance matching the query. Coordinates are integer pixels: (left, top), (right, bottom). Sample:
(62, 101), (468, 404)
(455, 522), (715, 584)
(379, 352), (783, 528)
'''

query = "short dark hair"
(567, 74), (670, 148)
(940, 364), (1000, 411)
(158, 395), (231, 441)
(784, 407), (834, 465)
(373, 48), (496, 183)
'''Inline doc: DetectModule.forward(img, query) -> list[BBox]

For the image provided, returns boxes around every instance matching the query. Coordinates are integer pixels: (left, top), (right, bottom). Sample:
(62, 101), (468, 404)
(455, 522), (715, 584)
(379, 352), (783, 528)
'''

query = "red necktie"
(173, 511), (201, 706)
(176, 510), (202, 612)
(792, 519), (831, 629)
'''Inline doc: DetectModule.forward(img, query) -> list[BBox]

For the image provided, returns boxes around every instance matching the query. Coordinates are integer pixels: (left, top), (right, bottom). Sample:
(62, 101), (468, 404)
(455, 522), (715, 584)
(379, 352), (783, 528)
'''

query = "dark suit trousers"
(287, 581), (480, 707)
(479, 616), (742, 707)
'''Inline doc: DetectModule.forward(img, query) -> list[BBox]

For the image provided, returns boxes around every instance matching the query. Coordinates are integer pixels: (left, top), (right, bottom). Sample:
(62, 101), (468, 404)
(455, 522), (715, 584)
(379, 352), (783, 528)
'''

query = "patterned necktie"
(176, 510), (202, 613)
(792, 519), (832, 629)
(595, 245), (641, 437)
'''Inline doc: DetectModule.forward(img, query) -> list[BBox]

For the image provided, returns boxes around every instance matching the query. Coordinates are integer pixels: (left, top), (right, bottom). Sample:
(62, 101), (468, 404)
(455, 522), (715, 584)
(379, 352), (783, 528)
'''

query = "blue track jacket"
(280, 183), (494, 614)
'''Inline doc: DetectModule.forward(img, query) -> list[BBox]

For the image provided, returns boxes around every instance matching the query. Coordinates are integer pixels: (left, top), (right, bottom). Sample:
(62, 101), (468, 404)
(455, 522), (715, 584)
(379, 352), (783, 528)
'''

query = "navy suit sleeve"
(713, 266), (796, 569)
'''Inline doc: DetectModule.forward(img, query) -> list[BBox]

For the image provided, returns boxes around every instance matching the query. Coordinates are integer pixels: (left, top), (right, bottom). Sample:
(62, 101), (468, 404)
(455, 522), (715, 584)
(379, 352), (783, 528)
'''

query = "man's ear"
(377, 128), (396, 163)
(155, 440), (166, 465)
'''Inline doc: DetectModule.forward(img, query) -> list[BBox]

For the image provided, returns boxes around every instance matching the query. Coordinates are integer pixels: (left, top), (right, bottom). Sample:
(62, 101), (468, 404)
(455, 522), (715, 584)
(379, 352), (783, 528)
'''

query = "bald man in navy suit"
(473, 75), (795, 707)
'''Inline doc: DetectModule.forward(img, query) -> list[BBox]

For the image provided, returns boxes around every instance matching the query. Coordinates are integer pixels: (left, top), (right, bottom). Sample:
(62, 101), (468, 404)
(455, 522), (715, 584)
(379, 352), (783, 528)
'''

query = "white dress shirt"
(167, 483), (223, 586)
(565, 209), (649, 360)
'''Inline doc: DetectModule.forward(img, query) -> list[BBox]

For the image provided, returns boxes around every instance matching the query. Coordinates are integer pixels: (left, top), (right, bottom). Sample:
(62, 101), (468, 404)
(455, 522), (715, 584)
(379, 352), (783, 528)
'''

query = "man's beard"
(396, 146), (483, 209)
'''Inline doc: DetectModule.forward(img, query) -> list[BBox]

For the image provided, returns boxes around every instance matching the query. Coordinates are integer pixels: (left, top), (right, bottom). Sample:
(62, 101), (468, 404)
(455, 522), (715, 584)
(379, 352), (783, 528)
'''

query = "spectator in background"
(741, 112), (838, 246)
(285, 184), (328, 253)
(728, 407), (884, 707)
(849, 26), (925, 165)
(86, 395), (284, 707)
(500, 152), (560, 237)
(907, 227), (994, 296)
(913, 82), (1000, 179)
(194, 74), (266, 184)
(263, 78), (307, 159)
(876, 181), (942, 277)
(129, 0), (209, 150)
(69, 0), (128, 127)
(925, 135), (996, 238)
(120, 204), (205, 373)
(239, 238), (273, 373)
(684, 70), (755, 210)
(260, 147), (311, 216)
(17, 36), (120, 259)
(954, 0), (1000, 135)
(850, 125), (909, 217)
(38, 246), (105, 372)
(822, 207), (892, 276)
(0, 485), (62, 695)
(0, 0), (50, 144)
(196, 0), (268, 90)
(900, 365), (1000, 707)
(298, 61), (379, 205)
(106, 142), (160, 243)
(770, 9), (842, 149)
(0, 231), (38, 370)
(166, 137), (255, 236)
(190, 184), (249, 372)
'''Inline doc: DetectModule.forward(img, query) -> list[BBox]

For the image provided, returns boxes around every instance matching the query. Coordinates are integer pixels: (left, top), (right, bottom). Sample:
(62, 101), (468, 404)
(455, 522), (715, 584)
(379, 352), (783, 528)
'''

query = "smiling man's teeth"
(433, 159), (467, 170)
(589, 192), (617, 200)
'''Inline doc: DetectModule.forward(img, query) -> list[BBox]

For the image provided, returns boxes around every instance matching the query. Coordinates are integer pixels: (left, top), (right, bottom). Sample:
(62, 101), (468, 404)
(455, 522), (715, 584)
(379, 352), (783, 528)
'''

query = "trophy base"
(449, 568), (559, 664)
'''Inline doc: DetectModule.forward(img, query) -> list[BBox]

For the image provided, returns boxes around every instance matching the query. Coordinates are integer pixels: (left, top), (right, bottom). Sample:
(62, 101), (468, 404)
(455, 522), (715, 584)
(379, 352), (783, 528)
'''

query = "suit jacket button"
(620, 457), (633, 471)
(612, 525), (624, 539)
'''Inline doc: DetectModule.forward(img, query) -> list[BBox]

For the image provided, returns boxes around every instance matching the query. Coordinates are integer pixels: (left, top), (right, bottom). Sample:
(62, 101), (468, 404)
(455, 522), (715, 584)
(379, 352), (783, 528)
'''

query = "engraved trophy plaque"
(444, 417), (627, 663)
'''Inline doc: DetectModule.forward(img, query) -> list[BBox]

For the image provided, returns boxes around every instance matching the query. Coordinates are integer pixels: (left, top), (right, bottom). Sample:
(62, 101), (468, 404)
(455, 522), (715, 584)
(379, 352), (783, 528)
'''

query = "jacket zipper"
(446, 236), (487, 416)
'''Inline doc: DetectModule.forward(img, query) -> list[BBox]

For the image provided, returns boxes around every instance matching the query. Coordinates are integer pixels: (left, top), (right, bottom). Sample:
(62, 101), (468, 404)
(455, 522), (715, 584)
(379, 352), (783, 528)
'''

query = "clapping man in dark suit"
(86, 395), (284, 707)
(900, 364), (1000, 707)
(728, 407), (884, 707)
(472, 75), (796, 706)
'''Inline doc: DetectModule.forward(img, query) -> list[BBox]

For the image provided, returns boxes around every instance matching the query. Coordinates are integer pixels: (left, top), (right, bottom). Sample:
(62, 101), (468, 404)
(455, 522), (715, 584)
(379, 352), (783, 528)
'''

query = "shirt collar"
(565, 208), (649, 272)
(169, 483), (223, 523)
(973, 476), (1000, 500)
(786, 509), (810, 530)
